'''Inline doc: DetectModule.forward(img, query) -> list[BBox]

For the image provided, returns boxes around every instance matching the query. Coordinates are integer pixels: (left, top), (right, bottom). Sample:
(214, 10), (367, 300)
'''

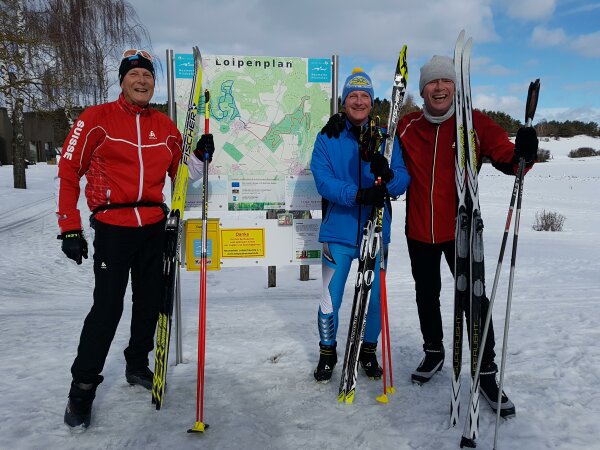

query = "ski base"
(460, 436), (476, 448)
(187, 422), (210, 433)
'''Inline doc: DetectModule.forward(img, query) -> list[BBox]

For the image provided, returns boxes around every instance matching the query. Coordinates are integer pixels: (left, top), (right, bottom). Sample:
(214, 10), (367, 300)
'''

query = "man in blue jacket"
(310, 68), (410, 382)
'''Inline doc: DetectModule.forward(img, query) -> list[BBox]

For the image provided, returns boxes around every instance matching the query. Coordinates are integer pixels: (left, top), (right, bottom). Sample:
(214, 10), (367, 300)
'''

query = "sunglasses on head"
(122, 49), (153, 62)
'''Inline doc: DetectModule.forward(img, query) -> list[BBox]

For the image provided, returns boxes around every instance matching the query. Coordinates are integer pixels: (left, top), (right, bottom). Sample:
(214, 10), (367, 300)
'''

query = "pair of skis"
(450, 31), (481, 442)
(450, 30), (541, 449)
(152, 46), (204, 410)
(152, 47), (212, 436)
(337, 46), (408, 404)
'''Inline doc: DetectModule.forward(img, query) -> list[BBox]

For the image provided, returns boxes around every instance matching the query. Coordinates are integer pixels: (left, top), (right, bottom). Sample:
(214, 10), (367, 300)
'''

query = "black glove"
(58, 230), (88, 265)
(356, 185), (387, 208)
(370, 153), (394, 183)
(194, 134), (215, 162)
(514, 127), (538, 163)
(320, 113), (346, 139)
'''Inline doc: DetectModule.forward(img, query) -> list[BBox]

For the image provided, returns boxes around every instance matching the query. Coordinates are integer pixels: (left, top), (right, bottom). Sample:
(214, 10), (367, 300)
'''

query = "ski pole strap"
(90, 201), (170, 224)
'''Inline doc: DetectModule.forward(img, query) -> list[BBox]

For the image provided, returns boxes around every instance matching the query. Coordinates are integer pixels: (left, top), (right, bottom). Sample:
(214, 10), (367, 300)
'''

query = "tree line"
(369, 98), (599, 138)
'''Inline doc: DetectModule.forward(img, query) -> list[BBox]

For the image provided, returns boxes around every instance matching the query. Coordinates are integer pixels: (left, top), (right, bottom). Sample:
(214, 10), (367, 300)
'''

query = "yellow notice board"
(185, 218), (221, 271)
(221, 228), (265, 258)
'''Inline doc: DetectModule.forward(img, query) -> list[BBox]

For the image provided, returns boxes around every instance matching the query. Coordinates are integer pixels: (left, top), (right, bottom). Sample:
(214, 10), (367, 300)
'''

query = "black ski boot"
(479, 362), (516, 418)
(359, 342), (383, 379)
(64, 381), (98, 432)
(314, 342), (337, 383)
(126, 366), (154, 390)
(412, 343), (445, 384)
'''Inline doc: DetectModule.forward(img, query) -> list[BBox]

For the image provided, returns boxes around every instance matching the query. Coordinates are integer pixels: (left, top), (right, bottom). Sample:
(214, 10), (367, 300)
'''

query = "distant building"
(0, 107), (65, 165)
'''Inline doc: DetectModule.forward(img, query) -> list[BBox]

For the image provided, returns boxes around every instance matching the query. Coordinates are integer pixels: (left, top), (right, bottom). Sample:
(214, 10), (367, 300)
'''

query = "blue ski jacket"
(310, 119), (410, 247)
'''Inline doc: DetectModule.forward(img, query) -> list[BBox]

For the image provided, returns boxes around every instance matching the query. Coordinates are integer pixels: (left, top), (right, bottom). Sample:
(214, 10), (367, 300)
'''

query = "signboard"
(175, 53), (331, 211)
(221, 228), (266, 258)
(185, 218), (221, 271)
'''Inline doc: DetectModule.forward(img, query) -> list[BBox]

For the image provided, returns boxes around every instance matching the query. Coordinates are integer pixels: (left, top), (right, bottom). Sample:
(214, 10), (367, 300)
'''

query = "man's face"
(344, 90), (372, 126)
(121, 68), (155, 107)
(422, 78), (455, 116)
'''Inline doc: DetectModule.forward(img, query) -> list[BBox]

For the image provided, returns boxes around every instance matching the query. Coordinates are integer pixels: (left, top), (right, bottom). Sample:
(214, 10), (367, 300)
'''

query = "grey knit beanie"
(419, 55), (455, 94)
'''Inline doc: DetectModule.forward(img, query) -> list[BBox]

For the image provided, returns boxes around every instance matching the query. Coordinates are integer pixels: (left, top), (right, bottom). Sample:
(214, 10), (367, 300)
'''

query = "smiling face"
(422, 78), (455, 116)
(344, 90), (372, 126)
(121, 68), (155, 107)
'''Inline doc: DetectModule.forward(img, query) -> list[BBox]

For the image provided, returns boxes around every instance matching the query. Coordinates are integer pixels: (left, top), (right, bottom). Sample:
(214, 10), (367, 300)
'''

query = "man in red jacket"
(397, 55), (538, 418)
(57, 50), (214, 431)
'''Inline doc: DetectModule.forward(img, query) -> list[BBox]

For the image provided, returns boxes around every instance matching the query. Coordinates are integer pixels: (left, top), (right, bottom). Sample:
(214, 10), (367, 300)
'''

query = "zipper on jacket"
(134, 113), (143, 226)
(430, 125), (440, 243)
(356, 136), (363, 246)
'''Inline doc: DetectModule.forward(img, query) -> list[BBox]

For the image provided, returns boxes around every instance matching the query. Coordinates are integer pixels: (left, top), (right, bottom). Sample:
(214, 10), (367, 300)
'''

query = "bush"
(532, 210), (565, 231)
(537, 149), (552, 162)
(568, 147), (599, 158)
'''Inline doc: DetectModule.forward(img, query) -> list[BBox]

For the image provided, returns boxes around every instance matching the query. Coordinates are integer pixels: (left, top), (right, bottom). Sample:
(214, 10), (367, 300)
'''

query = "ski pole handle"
(204, 89), (211, 157)
(525, 79), (540, 127)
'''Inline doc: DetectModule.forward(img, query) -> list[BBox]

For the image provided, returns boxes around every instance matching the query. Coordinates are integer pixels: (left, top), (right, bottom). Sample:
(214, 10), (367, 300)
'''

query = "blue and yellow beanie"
(341, 68), (374, 106)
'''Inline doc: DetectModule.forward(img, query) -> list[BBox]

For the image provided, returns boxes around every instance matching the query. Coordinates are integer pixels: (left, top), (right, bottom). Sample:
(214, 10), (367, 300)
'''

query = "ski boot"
(359, 342), (383, 379)
(412, 343), (444, 384)
(479, 362), (516, 418)
(64, 380), (98, 432)
(126, 365), (154, 390)
(314, 342), (337, 383)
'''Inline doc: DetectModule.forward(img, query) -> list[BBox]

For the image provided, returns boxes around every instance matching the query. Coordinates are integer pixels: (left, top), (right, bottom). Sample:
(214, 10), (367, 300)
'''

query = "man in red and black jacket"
(397, 55), (538, 418)
(57, 50), (213, 431)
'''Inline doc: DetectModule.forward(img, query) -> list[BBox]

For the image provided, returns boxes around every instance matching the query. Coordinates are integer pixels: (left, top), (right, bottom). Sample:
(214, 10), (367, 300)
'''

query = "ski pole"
(459, 79), (539, 447)
(189, 89), (211, 434)
(377, 263), (389, 403)
(492, 78), (540, 450)
(376, 257), (395, 403)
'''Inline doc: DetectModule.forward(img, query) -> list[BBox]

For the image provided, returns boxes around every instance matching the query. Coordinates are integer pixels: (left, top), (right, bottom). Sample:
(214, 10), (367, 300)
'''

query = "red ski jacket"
(56, 94), (182, 232)
(397, 110), (518, 244)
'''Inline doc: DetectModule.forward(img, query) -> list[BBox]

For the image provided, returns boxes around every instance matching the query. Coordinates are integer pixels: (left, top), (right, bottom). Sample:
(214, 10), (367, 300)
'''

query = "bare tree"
(0, 0), (151, 188)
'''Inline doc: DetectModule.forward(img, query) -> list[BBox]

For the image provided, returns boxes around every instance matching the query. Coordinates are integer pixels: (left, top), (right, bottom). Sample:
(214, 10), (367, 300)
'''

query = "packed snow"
(1, 136), (599, 449)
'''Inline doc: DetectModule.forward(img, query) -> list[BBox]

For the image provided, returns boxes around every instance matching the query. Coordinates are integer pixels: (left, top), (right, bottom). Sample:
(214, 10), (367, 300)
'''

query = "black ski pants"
(406, 237), (496, 365)
(71, 219), (166, 384)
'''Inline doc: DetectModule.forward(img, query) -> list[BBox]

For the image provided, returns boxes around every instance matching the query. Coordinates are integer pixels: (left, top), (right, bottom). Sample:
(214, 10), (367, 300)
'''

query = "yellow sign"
(185, 218), (221, 271)
(221, 228), (265, 258)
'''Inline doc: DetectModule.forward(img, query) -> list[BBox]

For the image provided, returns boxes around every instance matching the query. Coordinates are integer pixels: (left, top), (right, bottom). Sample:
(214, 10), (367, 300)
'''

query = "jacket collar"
(117, 93), (150, 115)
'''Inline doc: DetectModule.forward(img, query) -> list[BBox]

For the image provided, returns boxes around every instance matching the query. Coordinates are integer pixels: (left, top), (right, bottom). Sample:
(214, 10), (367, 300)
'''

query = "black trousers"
(406, 237), (496, 365)
(71, 219), (166, 384)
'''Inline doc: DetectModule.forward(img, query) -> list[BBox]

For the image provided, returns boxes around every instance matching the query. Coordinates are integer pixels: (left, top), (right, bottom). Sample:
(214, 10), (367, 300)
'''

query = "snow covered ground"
(1, 136), (599, 450)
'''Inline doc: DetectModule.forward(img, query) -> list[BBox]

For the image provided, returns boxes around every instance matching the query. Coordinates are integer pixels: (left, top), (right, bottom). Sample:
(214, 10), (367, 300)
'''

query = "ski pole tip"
(387, 386), (396, 394)
(459, 436), (477, 448)
(187, 422), (209, 433)
(376, 394), (389, 404)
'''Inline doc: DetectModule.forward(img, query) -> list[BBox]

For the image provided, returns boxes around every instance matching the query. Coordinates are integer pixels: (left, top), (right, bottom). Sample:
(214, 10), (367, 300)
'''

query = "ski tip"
(387, 386), (396, 394)
(345, 391), (355, 404)
(375, 394), (389, 404)
(187, 422), (209, 433)
(460, 436), (477, 448)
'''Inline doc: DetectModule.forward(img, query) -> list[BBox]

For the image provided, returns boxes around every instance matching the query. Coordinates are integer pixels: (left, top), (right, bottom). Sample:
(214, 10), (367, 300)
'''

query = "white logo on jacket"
(149, 131), (157, 139)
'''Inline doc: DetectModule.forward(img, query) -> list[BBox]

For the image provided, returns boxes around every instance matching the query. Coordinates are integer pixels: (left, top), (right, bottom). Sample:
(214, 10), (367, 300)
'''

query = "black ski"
(450, 30), (483, 442)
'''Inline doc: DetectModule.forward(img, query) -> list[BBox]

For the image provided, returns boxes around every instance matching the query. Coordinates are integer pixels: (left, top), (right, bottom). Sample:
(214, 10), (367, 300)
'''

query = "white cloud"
(530, 26), (567, 47)
(536, 107), (600, 124)
(131, 0), (500, 64)
(500, 0), (556, 20)
(472, 56), (513, 76)
(530, 27), (600, 58)
(571, 31), (600, 58)
(473, 93), (524, 120)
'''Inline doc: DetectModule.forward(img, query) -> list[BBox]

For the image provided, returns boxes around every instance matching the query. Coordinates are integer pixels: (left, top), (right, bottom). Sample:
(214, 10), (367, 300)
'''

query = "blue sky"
(128, 0), (600, 124)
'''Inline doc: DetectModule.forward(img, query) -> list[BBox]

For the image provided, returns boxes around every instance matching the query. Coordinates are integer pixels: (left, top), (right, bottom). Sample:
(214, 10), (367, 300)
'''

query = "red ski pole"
(189, 89), (211, 433)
